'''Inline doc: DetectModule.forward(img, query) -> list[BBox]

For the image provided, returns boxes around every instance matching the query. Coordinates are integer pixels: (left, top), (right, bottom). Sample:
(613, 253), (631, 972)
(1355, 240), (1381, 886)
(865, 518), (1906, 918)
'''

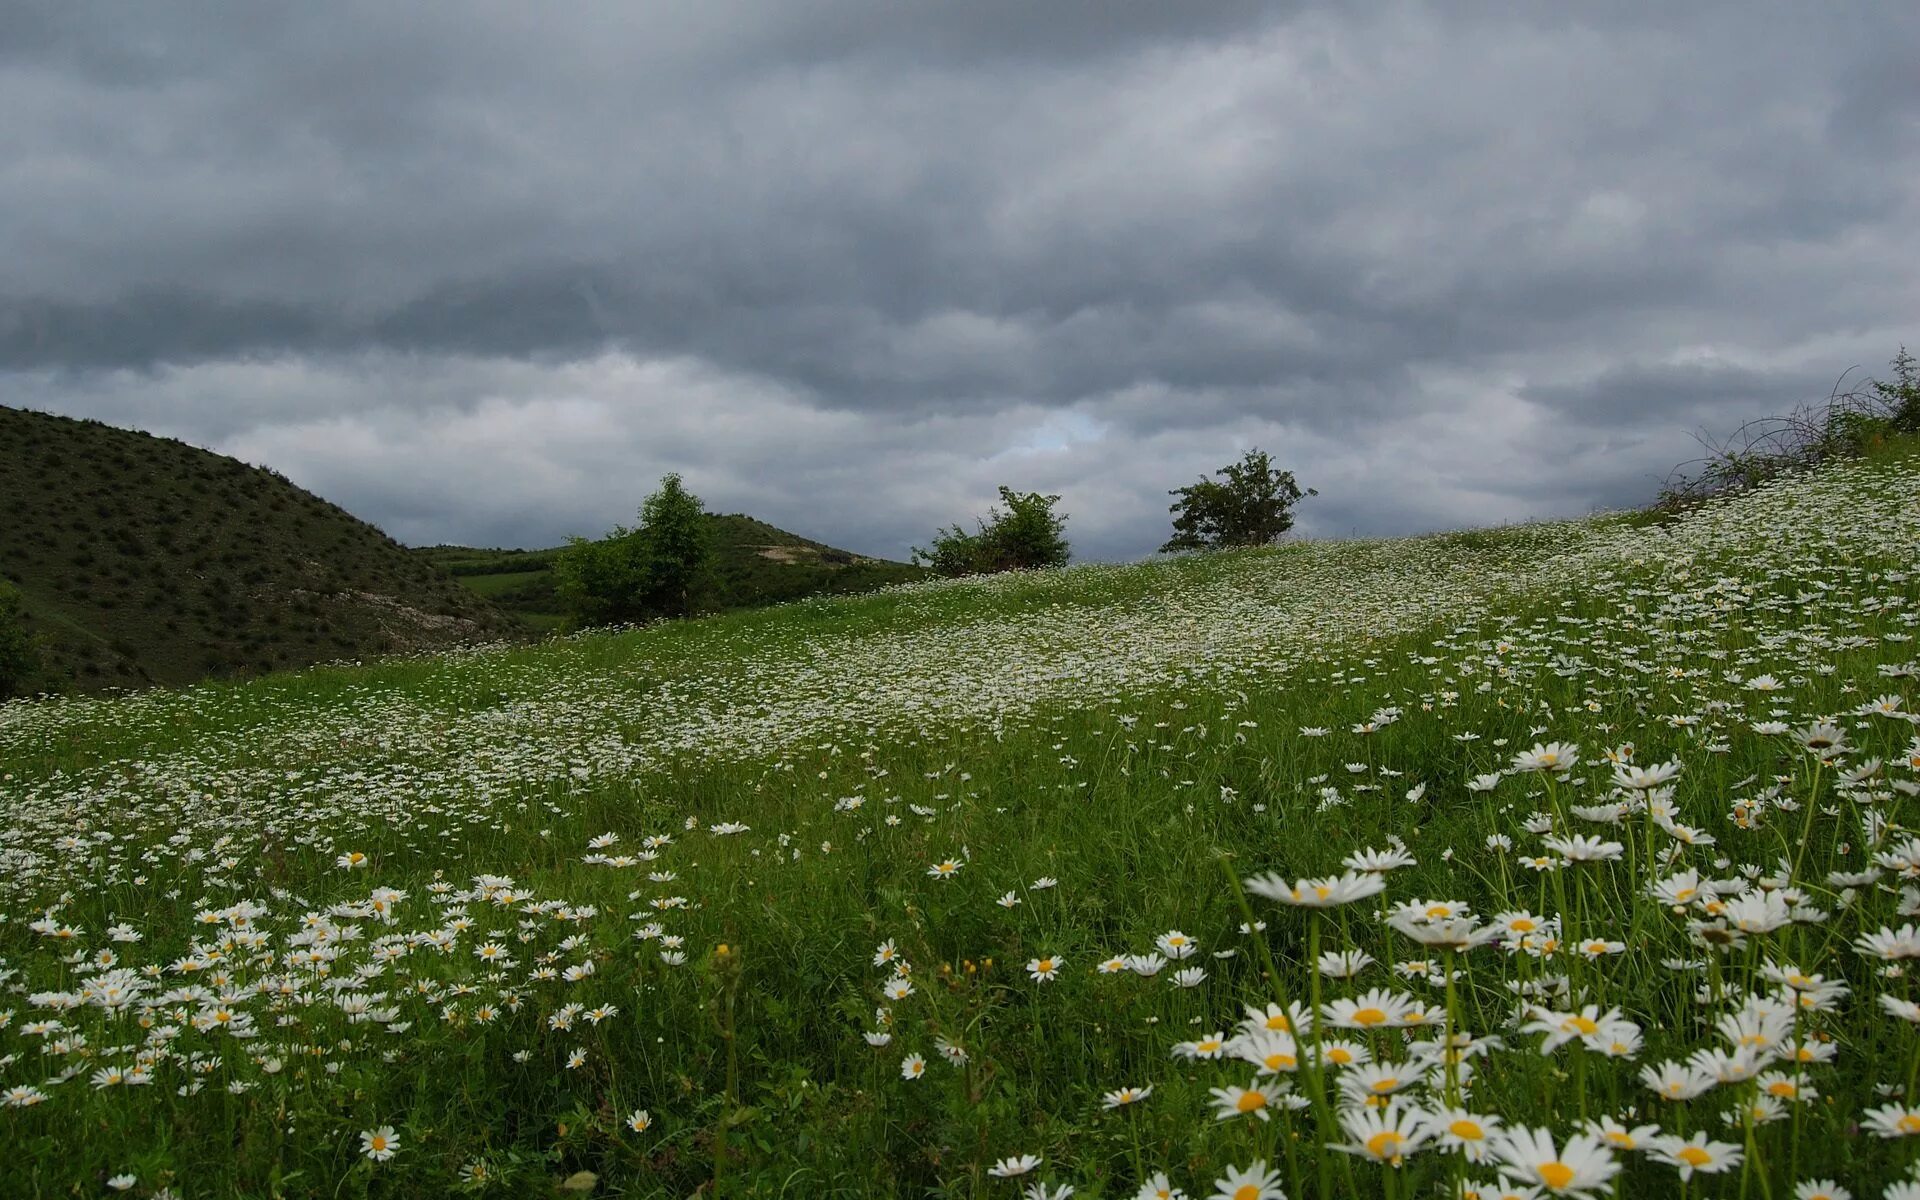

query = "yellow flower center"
(1604, 1132), (1634, 1149)
(1510, 919), (1537, 932)
(1538, 1162), (1574, 1189)
(1367, 1131), (1404, 1159)
(1449, 1119), (1484, 1140)
(1426, 905), (1451, 918)
(1766, 1081), (1796, 1098)
(1677, 1147), (1711, 1167)
(1568, 1016), (1599, 1035)
(1328, 1047), (1354, 1064)
(1236, 1091), (1267, 1113)
(1352, 1007), (1388, 1026)
(1266, 1015), (1291, 1031)
(1900, 1114), (1920, 1135)
(1234, 1187), (1259, 1200)
(1370, 1078), (1399, 1093)
(1266, 1054), (1296, 1071)
(1037, 959), (1054, 972)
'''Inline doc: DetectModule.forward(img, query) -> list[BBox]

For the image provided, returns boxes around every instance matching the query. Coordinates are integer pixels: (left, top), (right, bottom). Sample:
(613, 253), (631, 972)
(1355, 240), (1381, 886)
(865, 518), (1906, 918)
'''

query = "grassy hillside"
(3, 451), (1920, 1196)
(0, 405), (521, 693)
(415, 514), (928, 631)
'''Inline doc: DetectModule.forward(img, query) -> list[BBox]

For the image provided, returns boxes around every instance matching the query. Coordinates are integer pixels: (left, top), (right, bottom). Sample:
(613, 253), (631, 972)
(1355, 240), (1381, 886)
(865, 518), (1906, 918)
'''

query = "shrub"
(1161, 449), (1315, 553)
(0, 582), (43, 699)
(915, 487), (1070, 577)
(555, 473), (715, 626)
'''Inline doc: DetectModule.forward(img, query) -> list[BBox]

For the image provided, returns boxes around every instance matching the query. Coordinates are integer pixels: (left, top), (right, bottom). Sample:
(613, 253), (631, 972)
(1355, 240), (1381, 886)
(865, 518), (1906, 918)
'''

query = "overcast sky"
(3, 2), (1917, 560)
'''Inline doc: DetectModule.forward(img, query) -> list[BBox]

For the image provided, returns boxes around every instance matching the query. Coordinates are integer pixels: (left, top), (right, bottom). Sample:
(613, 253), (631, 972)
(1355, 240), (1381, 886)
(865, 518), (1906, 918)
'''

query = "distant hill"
(415, 514), (929, 630)
(0, 405), (522, 693)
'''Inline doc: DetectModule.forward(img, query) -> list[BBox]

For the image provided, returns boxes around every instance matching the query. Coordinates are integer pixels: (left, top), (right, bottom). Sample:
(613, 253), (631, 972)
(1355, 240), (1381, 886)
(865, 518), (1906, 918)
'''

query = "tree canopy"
(554, 473), (713, 626)
(914, 487), (1070, 577)
(1162, 449), (1315, 553)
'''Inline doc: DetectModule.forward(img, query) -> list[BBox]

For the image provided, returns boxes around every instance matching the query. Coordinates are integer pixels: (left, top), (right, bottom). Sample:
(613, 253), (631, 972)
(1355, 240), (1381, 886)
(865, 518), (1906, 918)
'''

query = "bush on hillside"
(0, 581), (43, 699)
(1660, 345), (1920, 509)
(914, 487), (1070, 577)
(554, 473), (715, 626)
(1161, 448), (1316, 553)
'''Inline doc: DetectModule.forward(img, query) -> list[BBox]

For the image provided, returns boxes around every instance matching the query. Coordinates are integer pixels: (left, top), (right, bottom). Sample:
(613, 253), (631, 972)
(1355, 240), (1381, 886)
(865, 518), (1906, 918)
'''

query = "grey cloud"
(2, 2), (1917, 558)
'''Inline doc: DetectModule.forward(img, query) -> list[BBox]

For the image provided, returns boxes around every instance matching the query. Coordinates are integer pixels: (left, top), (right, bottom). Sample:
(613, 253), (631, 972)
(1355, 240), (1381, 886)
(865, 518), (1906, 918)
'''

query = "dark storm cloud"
(2, 1), (1916, 558)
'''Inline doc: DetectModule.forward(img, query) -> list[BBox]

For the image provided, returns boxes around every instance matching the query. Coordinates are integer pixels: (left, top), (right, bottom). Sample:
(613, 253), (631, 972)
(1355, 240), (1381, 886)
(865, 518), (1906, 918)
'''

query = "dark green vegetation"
(0, 405), (520, 694)
(554, 472), (716, 625)
(1659, 344), (1920, 508)
(1162, 448), (1316, 553)
(417, 514), (927, 632)
(913, 486), (1072, 577)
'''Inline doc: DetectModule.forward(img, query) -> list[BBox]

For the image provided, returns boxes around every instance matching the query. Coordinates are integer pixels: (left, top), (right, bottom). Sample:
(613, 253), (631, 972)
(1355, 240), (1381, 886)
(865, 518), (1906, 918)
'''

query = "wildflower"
(988, 1155), (1042, 1178)
(1418, 1107), (1503, 1162)
(900, 1053), (926, 1080)
(1324, 988), (1419, 1030)
(926, 859), (962, 880)
(1026, 955), (1063, 982)
(1639, 1060), (1717, 1101)
(1862, 1103), (1920, 1137)
(1511, 742), (1580, 773)
(1207, 1160), (1286, 1200)
(1793, 1181), (1850, 1200)
(1490, 1127), (1617, 1195)
(1335, 1101), (1431, 1166)
(359, 1125), (400, 1162)
(1242, 870), (1386, 907)
(1156, 930), (1198, 959)
(1102, 1084), (1152, 1108)
(1208, 1081), (1280, 1122)
(1647, 1134), (1743, 1180)
(626, 1109), (653, 1132)
(336, 851), (369, 870)
(1135, 1172), (1187, 1200)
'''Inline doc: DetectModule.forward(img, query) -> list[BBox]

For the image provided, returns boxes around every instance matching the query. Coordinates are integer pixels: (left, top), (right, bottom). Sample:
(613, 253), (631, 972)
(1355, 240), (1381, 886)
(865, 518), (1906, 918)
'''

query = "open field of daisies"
(5, 450), (1920, 1199)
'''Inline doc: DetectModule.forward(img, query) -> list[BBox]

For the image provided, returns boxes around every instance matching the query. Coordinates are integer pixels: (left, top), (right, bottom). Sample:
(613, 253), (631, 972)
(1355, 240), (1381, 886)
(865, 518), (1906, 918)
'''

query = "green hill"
(414, 514), (928, 631)
(0, 405), (522, 693)
(3, 449), (1920, 1195)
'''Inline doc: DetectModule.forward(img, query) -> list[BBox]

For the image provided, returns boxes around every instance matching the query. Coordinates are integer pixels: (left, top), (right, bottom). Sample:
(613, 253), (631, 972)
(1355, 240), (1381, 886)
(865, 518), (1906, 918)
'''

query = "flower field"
(4, 452), (1920, 1198)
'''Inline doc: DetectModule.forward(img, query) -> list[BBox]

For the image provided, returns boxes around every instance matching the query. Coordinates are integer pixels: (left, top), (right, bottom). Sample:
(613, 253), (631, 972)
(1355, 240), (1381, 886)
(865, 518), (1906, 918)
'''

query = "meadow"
(3, 450), (1920, 1198)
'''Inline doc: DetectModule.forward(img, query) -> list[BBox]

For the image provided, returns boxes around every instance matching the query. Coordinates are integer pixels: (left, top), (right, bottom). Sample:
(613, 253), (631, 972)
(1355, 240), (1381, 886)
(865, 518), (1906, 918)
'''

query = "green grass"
(0, 405), (522, 693)
(2, 455), (1920, 1197)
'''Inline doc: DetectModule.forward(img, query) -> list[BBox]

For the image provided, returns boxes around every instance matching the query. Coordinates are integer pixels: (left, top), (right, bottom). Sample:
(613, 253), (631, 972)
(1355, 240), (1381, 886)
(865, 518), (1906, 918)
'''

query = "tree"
(914, 487), (1070, 577)
(632, 472), (712, 619)
(0, 581), (43, 700)
(1162, 449), (1315, 553)
(553, 473), (714, 626)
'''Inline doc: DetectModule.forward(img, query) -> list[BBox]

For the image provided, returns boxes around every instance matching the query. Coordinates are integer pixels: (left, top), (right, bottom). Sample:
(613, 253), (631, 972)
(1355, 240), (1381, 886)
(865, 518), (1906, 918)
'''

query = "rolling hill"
(414, 514), (928, 631)
(0, 405), (521, 693)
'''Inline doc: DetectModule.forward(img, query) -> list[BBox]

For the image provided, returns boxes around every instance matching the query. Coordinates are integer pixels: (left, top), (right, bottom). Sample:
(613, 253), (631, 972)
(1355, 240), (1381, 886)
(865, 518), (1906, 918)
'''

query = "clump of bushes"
(914, 487), (1070, 578)
(1661, 346), (1920, 508)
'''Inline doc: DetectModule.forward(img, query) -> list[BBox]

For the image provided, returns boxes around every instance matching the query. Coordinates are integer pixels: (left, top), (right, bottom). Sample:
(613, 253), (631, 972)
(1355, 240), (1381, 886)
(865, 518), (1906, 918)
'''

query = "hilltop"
(414, 514), (927, 631)
(0, 405), (521, 692)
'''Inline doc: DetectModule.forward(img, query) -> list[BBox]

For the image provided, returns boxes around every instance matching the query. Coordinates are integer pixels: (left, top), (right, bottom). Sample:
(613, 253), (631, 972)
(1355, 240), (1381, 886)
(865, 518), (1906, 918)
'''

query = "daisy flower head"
(1102, 1084), (1152, 1109)
(1135, 1172), (1187, 1200)
(1490, 1127), (1617, 1196)
(1862, 1103), (1920, 1138)
(926, 858), (962, 880)
(1208, 1081), (1281, 1122)
(1418, 1107), (1504, 1162)
(1243, 870), (1386, 908)
(359, 1125), (400, 1162)
(900, 1053), (926, 1080)
(1027, 955), (1063, 982)
(1207, 1160), (1286, 1200)
(626, 1108), (653, 1132)
(1647, 1133), (1742, 1180)
(989, 1154), (1041, 1178)
(1335, 1100), (1432, 1166)
(1792, 1181), (1850, 1200)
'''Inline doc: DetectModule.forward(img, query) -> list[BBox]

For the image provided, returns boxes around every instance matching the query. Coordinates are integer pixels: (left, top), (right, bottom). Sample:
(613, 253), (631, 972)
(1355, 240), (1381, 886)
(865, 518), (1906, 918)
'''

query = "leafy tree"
(915, 487), (1070, 577)
(1162, 449), (1315, 553)
(0, 581), (43, 699)
(554, 473), (713, 626)
(632, 473), (712, 619)
(1870, 344), (1920, 435)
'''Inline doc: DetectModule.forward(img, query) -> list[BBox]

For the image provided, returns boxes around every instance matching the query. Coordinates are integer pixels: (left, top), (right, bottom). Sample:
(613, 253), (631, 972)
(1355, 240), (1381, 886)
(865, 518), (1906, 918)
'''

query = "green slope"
(0, 405), (522, 693)
(414, 513), (928, 630)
